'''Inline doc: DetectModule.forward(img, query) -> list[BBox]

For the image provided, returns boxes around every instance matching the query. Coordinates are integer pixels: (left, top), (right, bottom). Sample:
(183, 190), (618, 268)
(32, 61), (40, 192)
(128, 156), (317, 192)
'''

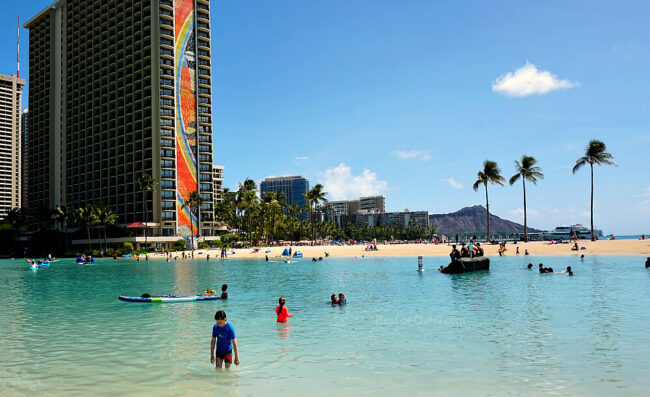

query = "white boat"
(544, 224), (603, 240)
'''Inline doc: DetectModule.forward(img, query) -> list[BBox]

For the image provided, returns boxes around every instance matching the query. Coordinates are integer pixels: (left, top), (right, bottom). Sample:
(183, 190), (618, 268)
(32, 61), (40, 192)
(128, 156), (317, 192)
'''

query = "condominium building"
(0, 74), (25, 219)
(21, 109), (29, 209)
(260, 176), (310, 209)
(355, 210), (429, 228)
(25, 0), (215, 241)
(323, 195), (385, 226)
(360, 196), (385, 213)
(212, 164), (224, 203)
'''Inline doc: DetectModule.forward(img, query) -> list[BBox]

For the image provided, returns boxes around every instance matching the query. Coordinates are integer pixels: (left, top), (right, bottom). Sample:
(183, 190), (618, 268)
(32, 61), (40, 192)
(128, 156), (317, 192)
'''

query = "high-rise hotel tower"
(25, 0), (215, 238)
(0, 74), (25, 219)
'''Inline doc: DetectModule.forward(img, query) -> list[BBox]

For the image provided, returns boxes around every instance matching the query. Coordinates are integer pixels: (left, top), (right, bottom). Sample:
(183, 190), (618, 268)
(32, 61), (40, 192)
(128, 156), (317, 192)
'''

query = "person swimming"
(527, 263), (533, 269)
(204, 288), (216, 296)
(220, 284), (228, 299)
(338, 292), (346, 305)
(566, 266), (573, 276)
(330, 294), (340, 305)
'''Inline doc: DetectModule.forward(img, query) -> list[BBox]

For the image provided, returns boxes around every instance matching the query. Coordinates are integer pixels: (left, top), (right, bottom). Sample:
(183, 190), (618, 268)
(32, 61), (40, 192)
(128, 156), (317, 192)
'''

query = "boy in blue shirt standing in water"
(210, 310), (240, 368)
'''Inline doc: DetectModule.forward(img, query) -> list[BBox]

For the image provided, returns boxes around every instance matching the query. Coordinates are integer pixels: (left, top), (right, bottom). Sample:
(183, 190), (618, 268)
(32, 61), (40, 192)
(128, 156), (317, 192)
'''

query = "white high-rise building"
(0, 74), (25, 218)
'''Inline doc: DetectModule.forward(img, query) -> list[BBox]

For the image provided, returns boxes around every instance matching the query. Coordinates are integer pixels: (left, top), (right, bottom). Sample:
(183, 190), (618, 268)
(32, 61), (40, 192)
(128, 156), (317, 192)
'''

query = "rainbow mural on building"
(174, 0), (199, 237)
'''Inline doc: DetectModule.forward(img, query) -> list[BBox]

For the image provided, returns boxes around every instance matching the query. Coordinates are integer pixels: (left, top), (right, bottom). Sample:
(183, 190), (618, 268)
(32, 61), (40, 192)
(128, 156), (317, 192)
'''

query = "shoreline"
(130, 239), (650, 260)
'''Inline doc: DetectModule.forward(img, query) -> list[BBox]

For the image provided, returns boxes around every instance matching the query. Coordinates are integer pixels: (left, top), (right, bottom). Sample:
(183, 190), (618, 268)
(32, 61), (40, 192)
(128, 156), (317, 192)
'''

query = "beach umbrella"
(126, 222), (149, 240)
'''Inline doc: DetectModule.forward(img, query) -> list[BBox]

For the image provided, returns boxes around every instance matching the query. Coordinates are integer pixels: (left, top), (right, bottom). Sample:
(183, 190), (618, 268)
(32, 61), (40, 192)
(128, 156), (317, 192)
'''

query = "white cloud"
(392, 149), (431, 162)
(318, 163), (389, 200)
(293, 156), (309, 166)
(507, 207), (542, 219)
(633, 187), (650, 205)
(492, 63), (578, 97)
(442, 178), (463, 189)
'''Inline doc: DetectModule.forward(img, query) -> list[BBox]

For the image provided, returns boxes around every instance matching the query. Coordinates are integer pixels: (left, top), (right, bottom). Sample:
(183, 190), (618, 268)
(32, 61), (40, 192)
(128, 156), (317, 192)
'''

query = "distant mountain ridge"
(429, 205), (541, 234)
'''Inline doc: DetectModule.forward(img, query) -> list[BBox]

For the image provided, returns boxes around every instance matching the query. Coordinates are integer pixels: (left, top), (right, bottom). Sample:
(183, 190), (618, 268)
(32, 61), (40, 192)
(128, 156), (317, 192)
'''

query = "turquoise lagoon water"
(1, 255), (649, 396)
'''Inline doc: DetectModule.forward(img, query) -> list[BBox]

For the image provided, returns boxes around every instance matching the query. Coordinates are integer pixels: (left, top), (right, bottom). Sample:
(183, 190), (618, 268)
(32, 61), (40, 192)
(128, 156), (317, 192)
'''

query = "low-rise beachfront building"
(354, 210), (430, 228)
(26, 0), (217, 249)
(0, 74), (25, 219)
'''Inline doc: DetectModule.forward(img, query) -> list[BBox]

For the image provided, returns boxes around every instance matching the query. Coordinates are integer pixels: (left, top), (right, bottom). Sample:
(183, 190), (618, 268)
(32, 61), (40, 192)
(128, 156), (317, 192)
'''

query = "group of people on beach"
(365, 244), (379, 252)
(449, 239), (484, 260)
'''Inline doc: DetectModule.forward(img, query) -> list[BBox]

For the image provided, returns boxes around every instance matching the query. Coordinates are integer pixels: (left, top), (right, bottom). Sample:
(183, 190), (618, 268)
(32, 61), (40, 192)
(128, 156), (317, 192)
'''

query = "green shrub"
(198, 242), (210, 249)
(122, 242), (134, 252)
(174, 239), (187, 250)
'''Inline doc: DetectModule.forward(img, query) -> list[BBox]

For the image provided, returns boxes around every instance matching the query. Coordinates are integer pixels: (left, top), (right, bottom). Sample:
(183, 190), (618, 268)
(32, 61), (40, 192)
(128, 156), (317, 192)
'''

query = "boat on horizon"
(544, 224), (603, 240)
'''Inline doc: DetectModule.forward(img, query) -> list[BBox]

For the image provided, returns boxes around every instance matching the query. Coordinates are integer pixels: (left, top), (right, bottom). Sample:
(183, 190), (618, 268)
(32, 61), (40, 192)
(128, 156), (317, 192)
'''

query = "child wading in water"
(210, 310), (239, 368)
(275, 297), (293, 322)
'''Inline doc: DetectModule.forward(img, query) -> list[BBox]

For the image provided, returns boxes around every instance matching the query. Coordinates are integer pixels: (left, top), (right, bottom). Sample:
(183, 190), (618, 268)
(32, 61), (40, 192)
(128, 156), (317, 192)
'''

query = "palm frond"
(572, 157), (587, 174)
(509, 173), (521, 185)
(472, 180), (482, 191)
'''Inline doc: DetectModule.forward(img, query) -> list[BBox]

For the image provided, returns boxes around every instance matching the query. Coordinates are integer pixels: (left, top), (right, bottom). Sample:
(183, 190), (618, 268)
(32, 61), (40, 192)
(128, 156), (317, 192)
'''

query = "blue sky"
(7, 1), (650, 233)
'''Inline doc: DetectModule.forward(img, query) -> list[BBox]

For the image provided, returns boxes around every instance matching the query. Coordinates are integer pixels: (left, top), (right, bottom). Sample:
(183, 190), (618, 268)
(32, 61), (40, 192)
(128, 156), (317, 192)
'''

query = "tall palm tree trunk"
(87, 225), (92, 251)
(144, 198), (148, 248)
(310, 205), (315, 244)
(590, 164), (595, 241)
(485, 184), (490, 241)
(523, 178), (528, 242)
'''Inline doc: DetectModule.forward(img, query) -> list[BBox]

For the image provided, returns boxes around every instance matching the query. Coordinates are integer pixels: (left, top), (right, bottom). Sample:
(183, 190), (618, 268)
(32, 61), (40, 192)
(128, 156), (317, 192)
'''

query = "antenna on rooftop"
(17, 16), (20, 78)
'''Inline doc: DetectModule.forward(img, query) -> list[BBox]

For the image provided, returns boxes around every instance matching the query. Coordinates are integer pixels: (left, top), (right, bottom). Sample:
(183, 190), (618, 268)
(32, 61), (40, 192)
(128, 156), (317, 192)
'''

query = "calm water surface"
(1, 255), (649, 396)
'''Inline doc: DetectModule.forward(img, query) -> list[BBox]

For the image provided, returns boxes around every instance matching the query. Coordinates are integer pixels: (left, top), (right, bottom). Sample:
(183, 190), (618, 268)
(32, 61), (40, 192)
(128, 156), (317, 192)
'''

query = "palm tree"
(509, 155), (544, 242)
(5, 208), (28, 255)
(304, 184), (328, 244)
(52, 205), (76, 253)
(182, 190), (204, 257)
(137, 173), (158, 248)
(473, 160), (505, 241)
(236, 180), (258, 245)
(97, 204), (118, 253)
(572, 140), (616, 241)
(76, 204), (98, 251)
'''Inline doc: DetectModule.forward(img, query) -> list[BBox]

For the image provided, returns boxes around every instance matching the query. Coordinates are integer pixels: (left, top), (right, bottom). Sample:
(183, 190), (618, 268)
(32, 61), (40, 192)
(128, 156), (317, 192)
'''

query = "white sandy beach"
(139, 239), (650, 260)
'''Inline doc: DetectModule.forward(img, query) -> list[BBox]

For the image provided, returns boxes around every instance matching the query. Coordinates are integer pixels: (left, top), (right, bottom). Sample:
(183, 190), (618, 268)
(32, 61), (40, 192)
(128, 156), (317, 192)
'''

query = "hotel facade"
(0, 74), (25, 219)
(25, 0), (216, 243)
